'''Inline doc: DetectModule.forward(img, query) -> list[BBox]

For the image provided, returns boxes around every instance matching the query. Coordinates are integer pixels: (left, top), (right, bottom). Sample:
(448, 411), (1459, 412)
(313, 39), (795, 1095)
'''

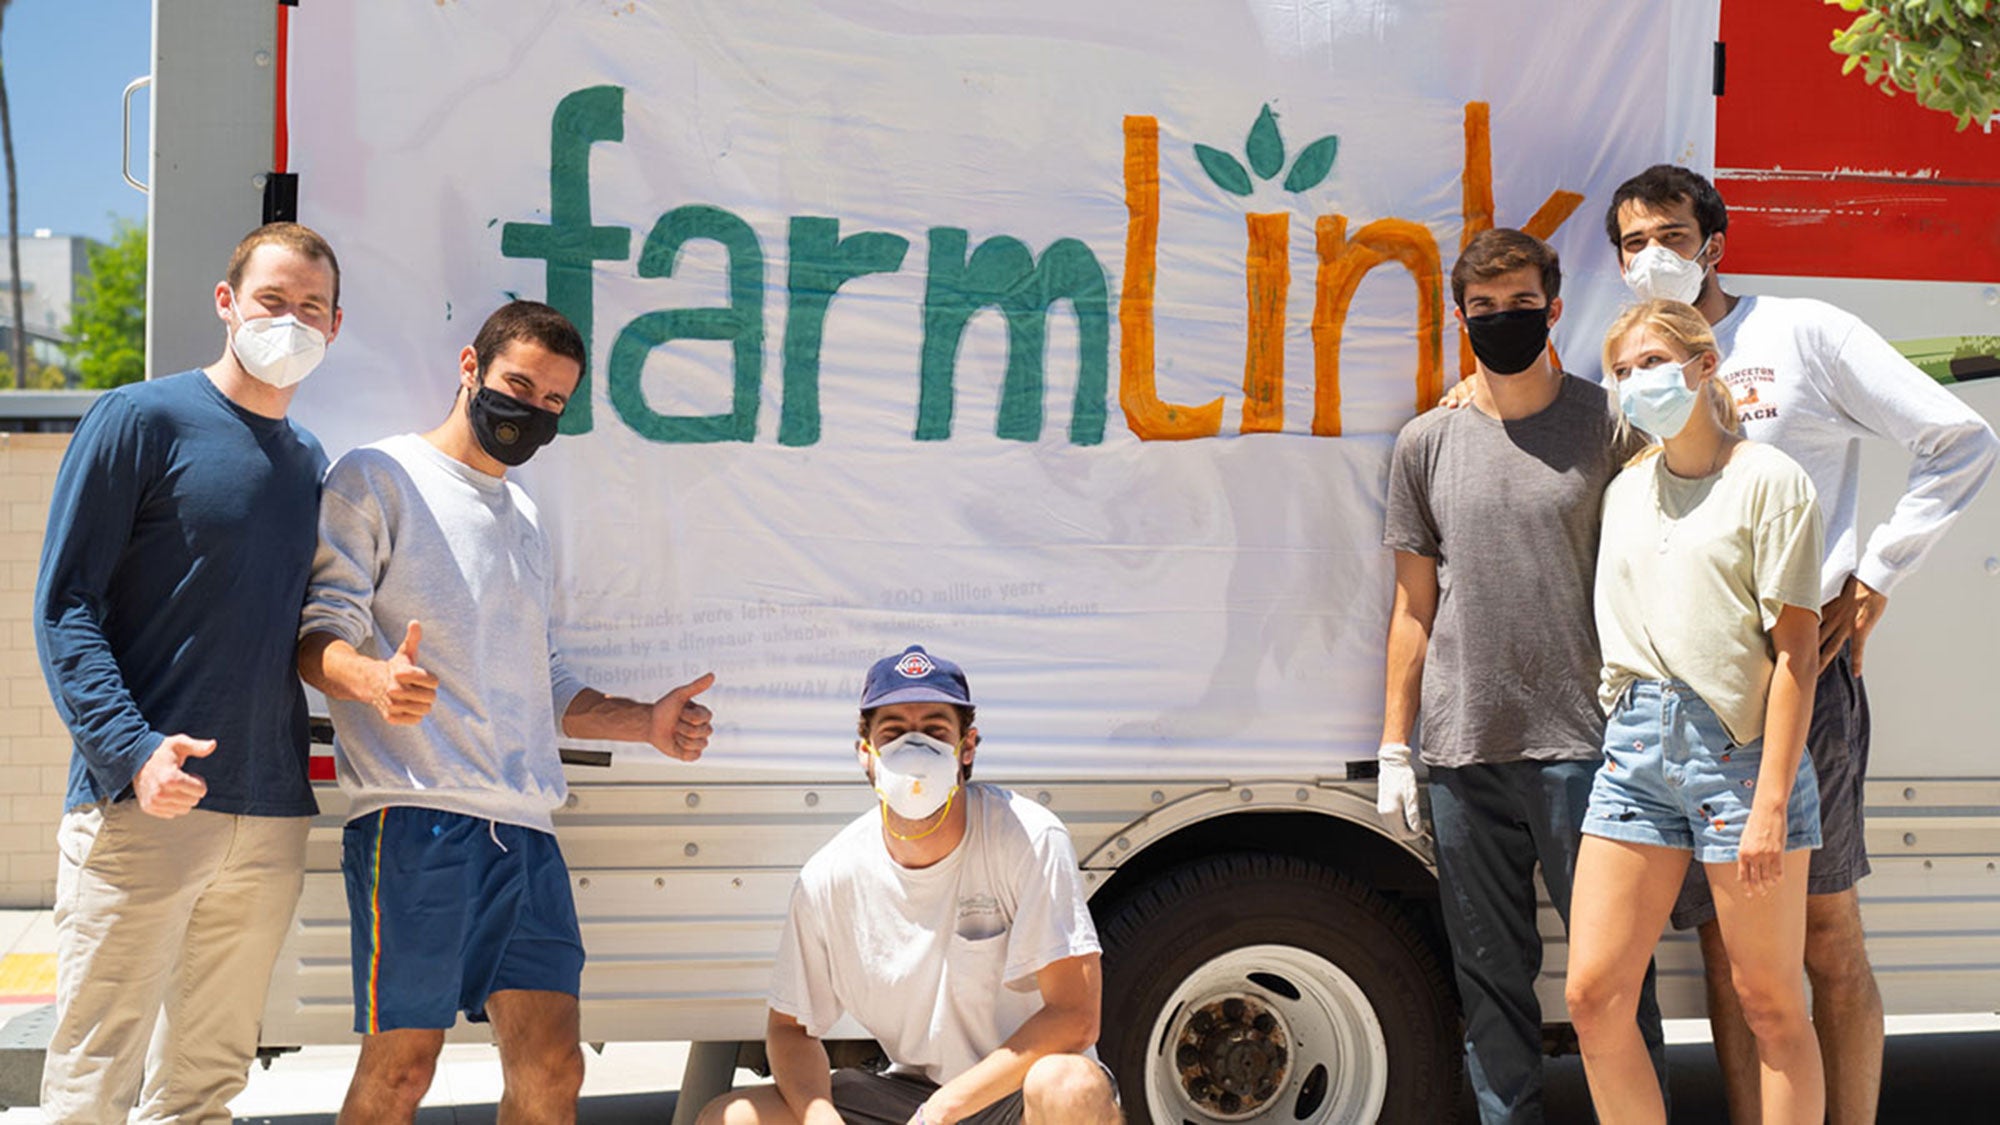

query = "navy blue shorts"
(343, 807), (585, 1034)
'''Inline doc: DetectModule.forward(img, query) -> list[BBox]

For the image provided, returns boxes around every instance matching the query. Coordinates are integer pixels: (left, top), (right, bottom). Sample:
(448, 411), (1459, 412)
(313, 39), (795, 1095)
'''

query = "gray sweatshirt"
(301, 434), (586, 832)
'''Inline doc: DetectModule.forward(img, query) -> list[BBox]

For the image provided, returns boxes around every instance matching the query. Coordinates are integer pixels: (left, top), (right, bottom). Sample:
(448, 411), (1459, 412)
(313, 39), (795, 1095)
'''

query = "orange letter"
(1457, 101), (1585, 379)
(1120, 116), (1223, 440)
(1461, 102), (1495, 255)
(1314, 216), (1445, 431)
(1242, 213), (1289, 434)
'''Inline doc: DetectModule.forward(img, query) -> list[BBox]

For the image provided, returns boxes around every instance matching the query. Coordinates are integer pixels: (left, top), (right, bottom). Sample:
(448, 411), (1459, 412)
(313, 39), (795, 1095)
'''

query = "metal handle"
(121, 75), (151, 193)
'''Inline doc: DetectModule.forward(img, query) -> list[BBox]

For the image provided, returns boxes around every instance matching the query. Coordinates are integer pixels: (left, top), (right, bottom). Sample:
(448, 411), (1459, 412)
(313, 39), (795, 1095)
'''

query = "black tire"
(1098, 852), (1460, 1124)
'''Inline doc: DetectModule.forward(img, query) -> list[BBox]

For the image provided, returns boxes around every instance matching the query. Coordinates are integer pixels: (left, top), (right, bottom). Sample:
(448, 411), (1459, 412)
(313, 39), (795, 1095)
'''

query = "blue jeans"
(1430, 759), (1668, 1124)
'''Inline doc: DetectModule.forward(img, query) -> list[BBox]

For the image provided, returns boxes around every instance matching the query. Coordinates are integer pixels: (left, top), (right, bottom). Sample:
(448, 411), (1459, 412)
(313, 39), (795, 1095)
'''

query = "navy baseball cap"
(860, 644), (973, 709)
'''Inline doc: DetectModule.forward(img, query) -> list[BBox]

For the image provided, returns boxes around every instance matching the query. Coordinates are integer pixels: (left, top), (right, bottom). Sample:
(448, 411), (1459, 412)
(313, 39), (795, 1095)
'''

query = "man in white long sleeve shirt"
(1608, 164), (2000, 1125)
(297, 300), (718, 1125)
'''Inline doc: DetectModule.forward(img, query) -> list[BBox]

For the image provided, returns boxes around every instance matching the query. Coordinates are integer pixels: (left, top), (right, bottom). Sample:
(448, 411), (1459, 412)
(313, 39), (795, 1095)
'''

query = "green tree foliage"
(66, 221), (146, 389)
(1829, 0), (2000, 130)
(0, 353), (69, 389)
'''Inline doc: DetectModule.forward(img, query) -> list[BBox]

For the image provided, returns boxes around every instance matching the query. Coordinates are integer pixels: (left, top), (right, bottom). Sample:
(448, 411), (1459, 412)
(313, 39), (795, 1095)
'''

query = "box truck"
(90, 1), (2000, 1121)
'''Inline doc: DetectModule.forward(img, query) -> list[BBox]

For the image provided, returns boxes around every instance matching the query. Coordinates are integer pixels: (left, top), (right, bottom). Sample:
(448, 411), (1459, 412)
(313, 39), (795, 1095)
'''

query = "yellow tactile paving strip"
(0, 952), (56, 1002)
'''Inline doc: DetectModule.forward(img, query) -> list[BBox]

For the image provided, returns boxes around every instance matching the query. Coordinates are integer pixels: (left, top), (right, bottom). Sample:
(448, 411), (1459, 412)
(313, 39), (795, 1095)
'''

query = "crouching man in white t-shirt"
(699, 644), (1121, 1125)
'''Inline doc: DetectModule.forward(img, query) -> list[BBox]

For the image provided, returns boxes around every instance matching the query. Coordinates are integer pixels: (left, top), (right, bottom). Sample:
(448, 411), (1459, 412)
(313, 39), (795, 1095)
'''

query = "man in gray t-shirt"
(1384, 370), (1619, 768)
(1376, 229), (1660, 1124)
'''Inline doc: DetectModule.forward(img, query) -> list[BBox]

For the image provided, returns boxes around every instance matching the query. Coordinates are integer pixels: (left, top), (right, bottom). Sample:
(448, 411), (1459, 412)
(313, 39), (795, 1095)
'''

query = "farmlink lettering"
(502, 86), (1581, 444)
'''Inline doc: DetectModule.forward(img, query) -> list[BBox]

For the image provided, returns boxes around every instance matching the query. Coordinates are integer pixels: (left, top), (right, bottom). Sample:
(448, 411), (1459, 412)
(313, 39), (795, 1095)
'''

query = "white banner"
(287, 0), (1719, 774)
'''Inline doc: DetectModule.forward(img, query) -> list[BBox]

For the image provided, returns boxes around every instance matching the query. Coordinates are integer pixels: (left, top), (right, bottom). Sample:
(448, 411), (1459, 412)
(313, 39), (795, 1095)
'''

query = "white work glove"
(1376, 742), (1423, 837)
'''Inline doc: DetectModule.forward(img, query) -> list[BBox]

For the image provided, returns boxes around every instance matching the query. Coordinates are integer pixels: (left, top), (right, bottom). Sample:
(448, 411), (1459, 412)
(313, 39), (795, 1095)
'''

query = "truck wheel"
(1097, 853), (1458, 1124)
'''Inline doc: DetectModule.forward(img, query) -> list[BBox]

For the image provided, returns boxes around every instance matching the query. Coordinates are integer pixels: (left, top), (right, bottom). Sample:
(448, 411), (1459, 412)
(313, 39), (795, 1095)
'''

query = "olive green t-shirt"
(1595, 441), (1824, 745)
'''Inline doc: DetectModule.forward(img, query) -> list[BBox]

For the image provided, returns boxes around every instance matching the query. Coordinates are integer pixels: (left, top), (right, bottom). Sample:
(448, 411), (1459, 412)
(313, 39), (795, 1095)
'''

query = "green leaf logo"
(1284, 135), (1340, 192)
(1195, 144), (1254, 196)
(1196, 104), (1340, 196)
(1247, 105), (1284, 179)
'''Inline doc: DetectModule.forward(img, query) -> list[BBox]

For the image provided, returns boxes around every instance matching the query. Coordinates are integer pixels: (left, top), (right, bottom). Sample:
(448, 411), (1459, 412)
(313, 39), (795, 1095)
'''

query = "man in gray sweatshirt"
(298, 300), (716, 1124)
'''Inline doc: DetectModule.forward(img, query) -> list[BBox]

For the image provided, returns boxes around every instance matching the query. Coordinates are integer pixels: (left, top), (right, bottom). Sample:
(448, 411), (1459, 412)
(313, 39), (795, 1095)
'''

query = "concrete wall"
(0, 433), (69, 909)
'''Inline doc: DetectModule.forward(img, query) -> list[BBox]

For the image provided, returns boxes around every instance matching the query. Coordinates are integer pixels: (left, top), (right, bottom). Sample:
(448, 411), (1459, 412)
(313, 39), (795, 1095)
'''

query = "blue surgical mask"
(1618, 361), (1701, 438)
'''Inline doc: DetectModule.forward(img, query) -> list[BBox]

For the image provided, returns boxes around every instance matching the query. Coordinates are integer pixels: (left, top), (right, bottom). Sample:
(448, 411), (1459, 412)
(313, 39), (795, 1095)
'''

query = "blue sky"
(6, 0), (151, 243)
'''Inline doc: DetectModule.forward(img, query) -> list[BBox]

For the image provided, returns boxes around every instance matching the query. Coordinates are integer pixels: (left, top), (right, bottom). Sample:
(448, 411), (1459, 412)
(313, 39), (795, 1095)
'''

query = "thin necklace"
(1655, 438), (1733, 554)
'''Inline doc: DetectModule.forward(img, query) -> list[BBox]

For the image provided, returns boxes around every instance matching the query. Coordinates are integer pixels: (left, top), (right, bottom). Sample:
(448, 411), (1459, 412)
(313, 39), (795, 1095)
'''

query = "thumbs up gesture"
(134, 734), (216, 818)
(647, 672), (715, 762)
(372, 621), (439, 725)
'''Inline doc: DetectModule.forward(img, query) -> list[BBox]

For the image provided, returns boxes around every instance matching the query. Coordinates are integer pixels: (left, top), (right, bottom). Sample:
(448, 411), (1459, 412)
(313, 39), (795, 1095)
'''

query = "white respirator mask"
(868, 731), (963, 827)
(1622, 237), (1712, 305)
(231, 299), (328, 389)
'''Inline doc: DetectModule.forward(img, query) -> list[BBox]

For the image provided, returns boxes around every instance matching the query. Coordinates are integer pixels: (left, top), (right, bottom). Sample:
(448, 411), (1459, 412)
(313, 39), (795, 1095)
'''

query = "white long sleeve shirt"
(1713, 294), (1999, 603)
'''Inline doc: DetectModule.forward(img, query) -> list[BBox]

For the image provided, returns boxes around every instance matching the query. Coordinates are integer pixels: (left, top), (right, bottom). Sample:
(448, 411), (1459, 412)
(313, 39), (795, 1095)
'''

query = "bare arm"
(1738, 604), (1820, 893)
(1381, 551), (1440, 745)
(297, 623), (436, 724)
(1817, 574), (1888, 676)
(916, 953), (1102, 1124)
(765, 1009), (846, 1125)
(558, 673), (715, 761)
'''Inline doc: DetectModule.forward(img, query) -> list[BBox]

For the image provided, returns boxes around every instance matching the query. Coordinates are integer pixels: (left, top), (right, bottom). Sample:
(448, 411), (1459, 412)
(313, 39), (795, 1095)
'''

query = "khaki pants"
(41, 801), (310, 1125)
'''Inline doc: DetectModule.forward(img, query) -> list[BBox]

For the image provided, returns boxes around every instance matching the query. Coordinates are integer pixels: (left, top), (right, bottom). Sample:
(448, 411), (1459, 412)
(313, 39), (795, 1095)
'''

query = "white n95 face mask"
(869, 731), (962, 821)
(232, 304), (328, 389)
(1622, 237), (1711, 305)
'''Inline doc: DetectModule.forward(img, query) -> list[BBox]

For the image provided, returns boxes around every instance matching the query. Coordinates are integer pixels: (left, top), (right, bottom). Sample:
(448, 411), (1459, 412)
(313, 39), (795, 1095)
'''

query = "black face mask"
(1463, 307), (1552, 376)
(467, 385), (561, 467)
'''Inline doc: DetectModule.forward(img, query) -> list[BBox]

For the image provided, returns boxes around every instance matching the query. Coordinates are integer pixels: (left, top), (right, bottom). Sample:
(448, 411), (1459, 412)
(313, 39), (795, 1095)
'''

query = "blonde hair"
(1602, 299), (1738, 464)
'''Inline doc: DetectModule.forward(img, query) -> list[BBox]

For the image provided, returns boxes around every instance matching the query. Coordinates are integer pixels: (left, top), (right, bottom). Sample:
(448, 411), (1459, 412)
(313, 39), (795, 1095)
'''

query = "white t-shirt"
(1713, 294), (1999, 604)
(1597, 442), (1824, 745)
(768, 783), (1102, 1085)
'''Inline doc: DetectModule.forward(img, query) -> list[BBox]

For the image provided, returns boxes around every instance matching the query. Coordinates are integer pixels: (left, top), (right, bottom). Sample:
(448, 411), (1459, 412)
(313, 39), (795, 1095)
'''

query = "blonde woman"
(1565, 300), (1826, 1124)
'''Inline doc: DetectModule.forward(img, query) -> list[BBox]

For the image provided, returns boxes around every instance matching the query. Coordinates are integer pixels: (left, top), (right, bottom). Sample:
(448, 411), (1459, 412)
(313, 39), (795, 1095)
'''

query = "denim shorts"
(1582, 681), (1821, 864)
(1670, 645), (1870, 928)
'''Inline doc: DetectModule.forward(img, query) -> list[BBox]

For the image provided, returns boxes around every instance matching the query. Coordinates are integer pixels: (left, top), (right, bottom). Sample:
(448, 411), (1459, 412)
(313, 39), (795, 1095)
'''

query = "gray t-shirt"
(1383, 375), (1635, 768)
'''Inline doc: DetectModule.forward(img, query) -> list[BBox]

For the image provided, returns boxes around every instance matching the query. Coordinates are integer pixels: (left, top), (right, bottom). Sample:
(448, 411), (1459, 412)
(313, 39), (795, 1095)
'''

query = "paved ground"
(1539, 1024), (2000, 1124)
(4, 910), (1996, 1122)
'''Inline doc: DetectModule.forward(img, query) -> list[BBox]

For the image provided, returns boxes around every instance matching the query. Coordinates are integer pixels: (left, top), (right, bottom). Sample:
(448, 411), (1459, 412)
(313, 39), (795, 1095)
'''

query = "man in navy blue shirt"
(35, 223), (342, 1123)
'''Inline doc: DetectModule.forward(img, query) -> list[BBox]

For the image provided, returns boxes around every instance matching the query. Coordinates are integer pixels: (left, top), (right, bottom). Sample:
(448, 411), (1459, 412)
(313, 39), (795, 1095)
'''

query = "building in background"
(0, 231), (99, 386)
